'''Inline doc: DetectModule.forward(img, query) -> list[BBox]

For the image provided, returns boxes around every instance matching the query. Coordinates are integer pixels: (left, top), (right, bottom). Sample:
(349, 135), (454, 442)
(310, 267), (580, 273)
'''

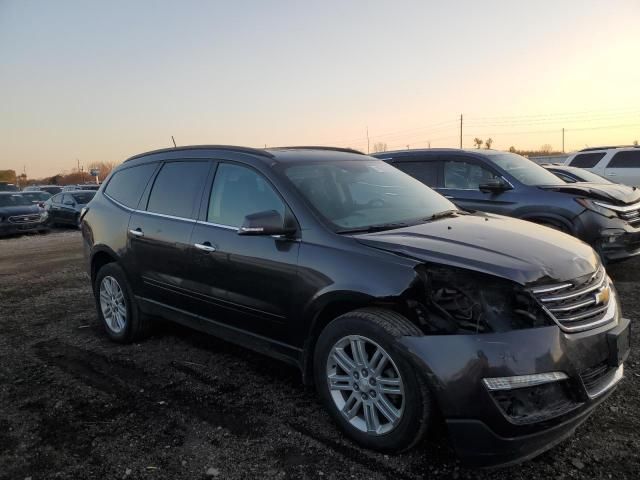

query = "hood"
(539, 182), (640, 206)
(354, 213), (598, 286)
(0, 204), (40, 216)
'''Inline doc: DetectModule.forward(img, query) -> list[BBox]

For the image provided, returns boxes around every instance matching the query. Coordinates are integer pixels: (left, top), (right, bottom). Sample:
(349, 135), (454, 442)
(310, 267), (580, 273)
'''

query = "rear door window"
(394, 161), (439, 187)
(607, 151), (640, 168)
(207, 163), (285, 227)
(105, 163), (157, 208)
(569, 153), (606, 168)
(146, 161), (210, 219)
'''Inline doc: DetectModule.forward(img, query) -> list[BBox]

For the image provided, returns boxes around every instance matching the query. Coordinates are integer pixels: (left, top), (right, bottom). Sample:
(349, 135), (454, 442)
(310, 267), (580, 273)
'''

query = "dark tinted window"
(569, 152), (606, 168)
(607, 151), (640, 168)
(146, 161), (210, 219)
(394, 161), (439, 187)
(208, 163), (285, 227)
(443, 160), (498, 189)
(104, 163), (157, 208)
(72, 192), (96, 204)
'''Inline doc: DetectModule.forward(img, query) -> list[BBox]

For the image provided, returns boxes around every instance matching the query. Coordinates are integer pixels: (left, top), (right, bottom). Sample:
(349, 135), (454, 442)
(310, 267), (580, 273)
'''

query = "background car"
(45, 190), (96, 227)
(0, 192), (48, 236)
(19, 190), (52, 207)
(24, 185), (63, 195)
(373, 148), (640, 263)
(543, 164), (612, 183)
(0, 182), (19, 192)
(564, 145), (640, 185)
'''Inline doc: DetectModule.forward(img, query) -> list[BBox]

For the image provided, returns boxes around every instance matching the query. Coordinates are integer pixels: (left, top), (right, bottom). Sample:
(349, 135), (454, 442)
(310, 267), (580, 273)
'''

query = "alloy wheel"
(99, 276), (127, 333)
(326, 335), (405, 435)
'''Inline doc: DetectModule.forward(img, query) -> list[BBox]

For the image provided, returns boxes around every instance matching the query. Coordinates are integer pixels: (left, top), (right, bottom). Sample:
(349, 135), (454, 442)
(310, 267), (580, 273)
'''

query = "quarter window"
(146, 161), (210, 219)
(104, 163), (157, 208)
(443, 161), (498, 189)
(207, 163), (285, 227)
(607, 151), (640, 168)
(569, 153), (606, 168)
(394, 161), (439, 187)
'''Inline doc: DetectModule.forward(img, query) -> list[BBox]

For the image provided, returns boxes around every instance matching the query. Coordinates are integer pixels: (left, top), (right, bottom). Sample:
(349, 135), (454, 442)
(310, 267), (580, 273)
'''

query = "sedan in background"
(0, 192), (48, 236)
(19, 191), (52, 207)
(543, 164), (613, 184)
(45, 190), (96, 227)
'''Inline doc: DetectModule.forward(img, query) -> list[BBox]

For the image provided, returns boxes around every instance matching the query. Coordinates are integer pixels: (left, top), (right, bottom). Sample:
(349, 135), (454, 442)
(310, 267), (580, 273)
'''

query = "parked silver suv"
(564, 145), (640, 186)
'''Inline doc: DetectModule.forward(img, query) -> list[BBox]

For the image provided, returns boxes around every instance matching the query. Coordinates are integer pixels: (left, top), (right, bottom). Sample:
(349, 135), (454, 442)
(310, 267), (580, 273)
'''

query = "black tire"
(94, 262), (151, 343)
(314, 308), (430, 452)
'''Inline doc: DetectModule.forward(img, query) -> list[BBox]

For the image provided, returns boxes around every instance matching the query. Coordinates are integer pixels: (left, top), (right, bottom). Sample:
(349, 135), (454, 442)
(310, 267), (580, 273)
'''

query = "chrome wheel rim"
(99, 276), (127, 333)
(326, 335), (405, 435)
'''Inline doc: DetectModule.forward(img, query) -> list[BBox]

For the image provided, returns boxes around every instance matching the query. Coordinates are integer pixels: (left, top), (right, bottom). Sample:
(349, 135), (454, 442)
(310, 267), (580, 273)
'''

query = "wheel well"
(525, 215), (572, 233)
(91, 251), (117, 286)
(301, 299), (407, 385)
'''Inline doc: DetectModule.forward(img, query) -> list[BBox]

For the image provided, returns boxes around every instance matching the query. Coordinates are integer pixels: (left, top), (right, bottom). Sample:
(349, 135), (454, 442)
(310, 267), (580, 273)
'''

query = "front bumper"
(0, 221), (48, 236)
(399, 316), (630, 467)
(574, 210), (640, 263)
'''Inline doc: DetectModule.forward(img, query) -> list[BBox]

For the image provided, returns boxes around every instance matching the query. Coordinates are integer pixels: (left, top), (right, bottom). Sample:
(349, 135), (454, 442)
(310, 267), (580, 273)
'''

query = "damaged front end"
(398, 263), (630, 467)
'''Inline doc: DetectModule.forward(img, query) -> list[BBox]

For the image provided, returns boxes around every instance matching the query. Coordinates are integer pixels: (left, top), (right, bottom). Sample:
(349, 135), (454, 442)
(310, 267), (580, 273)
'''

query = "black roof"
(124, 145), (366, 164)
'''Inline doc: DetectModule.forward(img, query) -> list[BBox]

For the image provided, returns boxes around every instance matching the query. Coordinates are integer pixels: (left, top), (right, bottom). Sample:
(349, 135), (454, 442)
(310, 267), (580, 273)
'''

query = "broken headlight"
(413, 266), (552, 334)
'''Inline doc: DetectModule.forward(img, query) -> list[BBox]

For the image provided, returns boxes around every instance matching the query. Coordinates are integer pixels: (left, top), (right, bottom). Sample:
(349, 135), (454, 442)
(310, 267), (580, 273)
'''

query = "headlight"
(415, 266), (552, 334)
(575, 198), (617, 218)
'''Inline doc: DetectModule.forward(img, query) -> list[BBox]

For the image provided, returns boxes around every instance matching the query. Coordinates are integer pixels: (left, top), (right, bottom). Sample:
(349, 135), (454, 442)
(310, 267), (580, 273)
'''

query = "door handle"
(129, 228), (144, 237)
(194, 242), (216, 253)
(606, 173), (617, 176)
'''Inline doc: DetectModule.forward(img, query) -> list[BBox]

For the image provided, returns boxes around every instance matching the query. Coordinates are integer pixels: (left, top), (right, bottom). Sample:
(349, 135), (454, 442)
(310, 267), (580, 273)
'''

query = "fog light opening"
(483, 372), (569, 391)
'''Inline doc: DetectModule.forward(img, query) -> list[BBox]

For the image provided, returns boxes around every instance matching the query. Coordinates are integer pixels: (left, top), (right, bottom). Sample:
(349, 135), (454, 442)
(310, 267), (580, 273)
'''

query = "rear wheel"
(314, 308), (430, 452)
(94, 263), (150, 343)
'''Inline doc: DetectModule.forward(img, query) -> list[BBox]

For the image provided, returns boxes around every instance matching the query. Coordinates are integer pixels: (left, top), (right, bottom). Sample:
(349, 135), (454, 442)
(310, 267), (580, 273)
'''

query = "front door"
(437, 157), (518, 215)
(187, 162), (300, 342)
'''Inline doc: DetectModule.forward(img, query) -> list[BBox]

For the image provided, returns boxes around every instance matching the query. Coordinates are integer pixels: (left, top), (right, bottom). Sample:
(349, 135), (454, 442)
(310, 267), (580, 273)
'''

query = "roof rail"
(124, 145), (274, 162)
(271, 146), (365, 155)
(579, 145), (639, 152)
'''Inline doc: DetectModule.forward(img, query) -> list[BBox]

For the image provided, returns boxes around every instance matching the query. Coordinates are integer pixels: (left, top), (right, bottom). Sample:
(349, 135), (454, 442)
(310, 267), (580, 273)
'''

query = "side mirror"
(238, 210), (296, 236)
(479, 178), (511, 194)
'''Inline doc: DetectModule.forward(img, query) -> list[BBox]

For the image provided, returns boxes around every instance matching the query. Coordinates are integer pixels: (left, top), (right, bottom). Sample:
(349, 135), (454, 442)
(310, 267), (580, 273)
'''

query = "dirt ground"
(0, 230), (638, 480)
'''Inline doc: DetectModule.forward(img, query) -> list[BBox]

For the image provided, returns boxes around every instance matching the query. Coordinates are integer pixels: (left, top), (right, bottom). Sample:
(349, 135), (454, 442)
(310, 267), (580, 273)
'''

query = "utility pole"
(428, 140), (431, 148)
(366, 126), (370, 154)
(459, 114), (463, 148)
(171, 136), (177, 148)
(562, 128), (565, 153)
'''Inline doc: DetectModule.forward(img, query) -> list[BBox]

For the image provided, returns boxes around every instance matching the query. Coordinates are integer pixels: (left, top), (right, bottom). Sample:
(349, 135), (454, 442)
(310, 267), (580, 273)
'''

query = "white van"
(564, 146), (640, 186)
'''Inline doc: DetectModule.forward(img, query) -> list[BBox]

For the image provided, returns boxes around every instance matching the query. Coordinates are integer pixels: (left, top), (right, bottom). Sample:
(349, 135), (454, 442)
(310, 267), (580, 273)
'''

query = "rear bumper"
(398, 316), (630, 467)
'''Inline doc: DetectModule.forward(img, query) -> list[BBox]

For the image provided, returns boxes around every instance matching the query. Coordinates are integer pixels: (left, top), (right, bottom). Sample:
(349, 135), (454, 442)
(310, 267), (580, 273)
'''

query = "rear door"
(567, 152), (607, 174)
(438, 156), (519, 214)
(127, 160), (212, 308)
(186, 161), (300, 342)
(603, 151), (640, 186)
(60, 194), (77, 224)
(48, 194), (64, 223)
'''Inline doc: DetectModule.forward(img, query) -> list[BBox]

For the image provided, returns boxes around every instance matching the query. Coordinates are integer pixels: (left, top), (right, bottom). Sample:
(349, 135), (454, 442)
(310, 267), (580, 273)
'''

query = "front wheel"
(314, 308), (431, 452)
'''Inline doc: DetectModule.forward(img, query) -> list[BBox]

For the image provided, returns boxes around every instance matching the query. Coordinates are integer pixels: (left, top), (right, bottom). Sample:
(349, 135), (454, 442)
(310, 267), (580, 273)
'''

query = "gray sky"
(1, 0), (639, 177)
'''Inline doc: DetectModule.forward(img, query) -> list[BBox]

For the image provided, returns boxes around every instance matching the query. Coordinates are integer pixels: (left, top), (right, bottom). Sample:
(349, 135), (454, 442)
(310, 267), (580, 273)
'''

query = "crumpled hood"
(539, 182), (640, 206)
(0, 204), (40, 216)
(355, 213), (599, 286)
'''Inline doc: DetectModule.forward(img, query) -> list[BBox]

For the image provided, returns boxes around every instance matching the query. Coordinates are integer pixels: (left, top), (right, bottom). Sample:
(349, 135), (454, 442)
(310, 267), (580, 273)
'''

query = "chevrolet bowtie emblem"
(594, 286), (610, 306)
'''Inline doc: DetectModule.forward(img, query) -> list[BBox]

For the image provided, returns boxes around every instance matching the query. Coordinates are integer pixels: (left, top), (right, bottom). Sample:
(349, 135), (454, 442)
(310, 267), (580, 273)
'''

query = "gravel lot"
(1, 230), (638, 480)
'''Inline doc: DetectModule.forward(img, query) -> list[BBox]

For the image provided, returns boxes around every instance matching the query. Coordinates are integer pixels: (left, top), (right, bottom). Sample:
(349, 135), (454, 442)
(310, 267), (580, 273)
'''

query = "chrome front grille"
(8, 214), (41, 224)
(619, 208), (640, 226)
(531, 266), (615, 332)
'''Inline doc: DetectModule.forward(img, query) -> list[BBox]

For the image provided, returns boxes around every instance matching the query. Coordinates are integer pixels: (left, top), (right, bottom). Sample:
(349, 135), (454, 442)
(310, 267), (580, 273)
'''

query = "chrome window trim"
(104, 192), (197, 223)
(103, 192), (135, 212)
(196, 220), (238, 231)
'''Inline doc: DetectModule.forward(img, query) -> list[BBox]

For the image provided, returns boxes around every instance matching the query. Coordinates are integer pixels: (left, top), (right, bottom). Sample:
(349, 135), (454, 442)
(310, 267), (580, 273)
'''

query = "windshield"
(571, 169), (611, 183)
(0, 194), (32, 207)
(283, 160), (457, 231)
(489, 153), (565, 186)
(72, 192), (95, 204)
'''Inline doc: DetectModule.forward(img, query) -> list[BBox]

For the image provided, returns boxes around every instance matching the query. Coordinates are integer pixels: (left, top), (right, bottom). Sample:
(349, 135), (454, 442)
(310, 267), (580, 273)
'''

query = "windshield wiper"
(424, 209), (459, 221)
(337, 222), (410, 234)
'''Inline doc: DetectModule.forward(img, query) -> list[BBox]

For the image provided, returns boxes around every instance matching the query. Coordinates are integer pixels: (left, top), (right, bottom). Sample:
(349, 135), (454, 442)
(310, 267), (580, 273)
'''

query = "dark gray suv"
(373, 149), (640, 263)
